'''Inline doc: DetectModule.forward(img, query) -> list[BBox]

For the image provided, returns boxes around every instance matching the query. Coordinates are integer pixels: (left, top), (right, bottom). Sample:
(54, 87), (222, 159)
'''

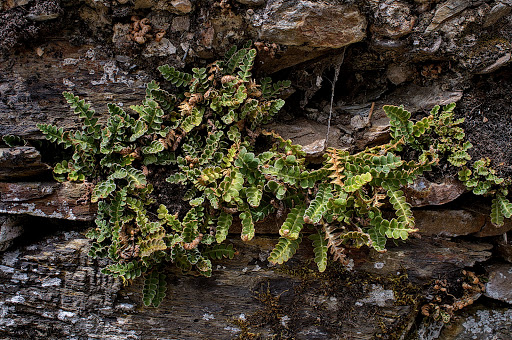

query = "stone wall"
(1, 0), (512, 339)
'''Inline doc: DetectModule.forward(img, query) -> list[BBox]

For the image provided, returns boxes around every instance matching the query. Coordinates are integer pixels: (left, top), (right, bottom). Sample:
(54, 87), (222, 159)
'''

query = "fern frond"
(91, 179), (116, 203)
(240, 211), (255, 241)
(308, 230), (328, 272)
(279, 205), (306, 240)
(204, 243), (235, 260)
(142, 271), (167, 307)
(158, 64), (192, 87)
(304, 184), (333, 224)
(216, 212), (233, 243)
(491, 194), (512, 226)
(268, 234), (302, 265)
(387, 188), (414, 228)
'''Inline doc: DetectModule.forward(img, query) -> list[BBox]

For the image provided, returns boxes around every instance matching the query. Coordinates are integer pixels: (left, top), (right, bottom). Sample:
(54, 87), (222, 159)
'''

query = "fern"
(204, 243), (235, 260)
(240, 211), (255, 241)
(40, 42), (508, 309)
(491, 194), (512, 226)
(143, 271), (167, 307)
(158, 65), (192, 87)
(268, 234), (302, 265)
(309, 230), (328, 272)
(279, 205), (306, 240)
(304, 184), (333, 224)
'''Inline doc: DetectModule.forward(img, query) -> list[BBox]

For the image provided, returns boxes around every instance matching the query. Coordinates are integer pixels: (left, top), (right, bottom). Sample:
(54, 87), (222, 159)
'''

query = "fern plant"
(39, 43), (511, 307)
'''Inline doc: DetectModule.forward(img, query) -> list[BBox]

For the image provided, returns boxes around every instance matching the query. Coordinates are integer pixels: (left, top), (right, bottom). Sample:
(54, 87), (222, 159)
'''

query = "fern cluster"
(39, 44), (511, 307)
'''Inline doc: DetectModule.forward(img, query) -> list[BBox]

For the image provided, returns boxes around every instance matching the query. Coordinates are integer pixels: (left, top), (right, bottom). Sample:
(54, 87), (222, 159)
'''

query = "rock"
(404, 177), (466, 207)
(0, 182), (96, 221)
(425, 0), (470, 34)
(171, 0), (192, 14)
(254, 1), (366, 48)
(483, 2), (512, 27)
(358, 238), (492, 283)
(0, 147), (51, 180)
(236, 0), (265, 6)
(497, 240), (512, 263)
(438, 305), (512, 339)
(414, 209), (485, 237)
(386, 64), (414, 85)
(0, 41), (149, 139)
(356, 284), (395, 307)
(476, 52), (511, 74)
(142, 38), (177, 57)
(171, 15), (190, 32)
(474, 216), (512, 237)
(0, 216), (24, 252)
(484, 264), (512, 304)
(265, 119), (346, 155)
(369, 0), (416, 38)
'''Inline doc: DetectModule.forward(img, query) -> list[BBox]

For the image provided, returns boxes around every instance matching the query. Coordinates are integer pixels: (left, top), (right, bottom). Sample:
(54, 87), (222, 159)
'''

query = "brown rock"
(236, 0), (265, 6)
(0, 182), (96, 221)
(425, 0), (470, 34)
(475, 217), (512, 237)
(0, 147), (51, 180)
(171, 0), (192, 14)
(414, 209), (485, 237)
(255, 1), (366, 48)
(404, 177), (466, 207)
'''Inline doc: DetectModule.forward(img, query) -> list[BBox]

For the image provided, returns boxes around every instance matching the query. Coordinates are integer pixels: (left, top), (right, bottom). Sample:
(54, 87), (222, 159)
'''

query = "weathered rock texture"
(0, 231), (494, 339)
(1, 0), (512, 339)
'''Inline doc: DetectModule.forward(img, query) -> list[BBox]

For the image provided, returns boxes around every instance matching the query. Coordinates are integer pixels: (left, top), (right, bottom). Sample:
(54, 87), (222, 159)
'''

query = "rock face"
(0, 231), (494, 339)
(0, 182), (96, 221)
(484, 264), (512, 304)
(255, 1), (366, 48)
(1, 0), (512, 338)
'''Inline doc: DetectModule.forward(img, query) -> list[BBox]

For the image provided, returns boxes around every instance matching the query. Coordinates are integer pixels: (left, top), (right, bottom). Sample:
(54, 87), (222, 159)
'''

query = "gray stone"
(0, 147), (51, 180)
(142, 38), (177, 57)
(386, 64), (414, 85)
(171, 15), (190, 32)
(171, 0), (192, 14)
(438, 305), (512, 340)
(485, 264), (512, 304)
(0, 216), (24, 252)
(369, 0), (416, 38)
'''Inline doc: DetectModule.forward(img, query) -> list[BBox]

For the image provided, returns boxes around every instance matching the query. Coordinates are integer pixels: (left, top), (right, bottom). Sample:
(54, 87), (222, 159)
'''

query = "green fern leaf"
(304, 184), (333, 224)
(308, 230), (328, 272)
(125, 166), (147, 189)
(142, 140), (165, 154)
(204, 243), (235, 260)
(245, 186), (263, 207)
(216, 212), (233, 243)
(387, 188), (414, 228)
(344, 172), (372, 192)
(143, 271), (167, 307)
(268, 234), (302, 265)
(491, 194), (512, 226)
(91, 179), (116, 203)
(158, 64), (192, 87)
(279, 205), (306, 240)
(240, 211), (255, 241)
(219, 169), (244, 203)
(38, 124), (72, 148)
